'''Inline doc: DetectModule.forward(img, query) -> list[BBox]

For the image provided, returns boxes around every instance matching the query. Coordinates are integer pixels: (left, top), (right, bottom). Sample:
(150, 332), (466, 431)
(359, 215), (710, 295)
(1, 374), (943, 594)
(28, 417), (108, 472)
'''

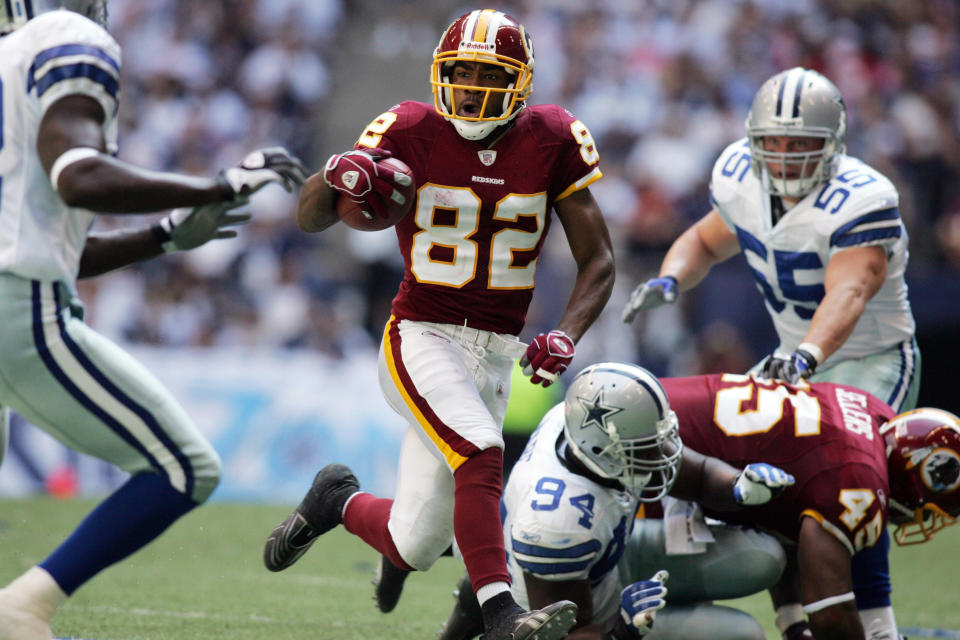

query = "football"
(335, 157), (416, 231)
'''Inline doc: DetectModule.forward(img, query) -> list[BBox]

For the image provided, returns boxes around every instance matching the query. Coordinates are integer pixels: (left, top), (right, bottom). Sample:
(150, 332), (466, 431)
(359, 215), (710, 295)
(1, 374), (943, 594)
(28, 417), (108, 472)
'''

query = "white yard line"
(61, 603), (345, 625)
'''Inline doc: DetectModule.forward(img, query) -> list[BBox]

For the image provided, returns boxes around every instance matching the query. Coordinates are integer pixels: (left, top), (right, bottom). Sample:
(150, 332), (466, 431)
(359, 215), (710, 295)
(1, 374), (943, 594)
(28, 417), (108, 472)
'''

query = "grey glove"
(159, 199), (251, 252)
(621, 276), (678, 323)
(760, 349), (818, 385)
(217, 147), (307, 198)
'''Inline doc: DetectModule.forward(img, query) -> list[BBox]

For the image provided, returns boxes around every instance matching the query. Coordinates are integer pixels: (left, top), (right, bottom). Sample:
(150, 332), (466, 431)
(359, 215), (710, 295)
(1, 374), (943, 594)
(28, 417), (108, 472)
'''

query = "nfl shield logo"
(478, 150), (497, 166)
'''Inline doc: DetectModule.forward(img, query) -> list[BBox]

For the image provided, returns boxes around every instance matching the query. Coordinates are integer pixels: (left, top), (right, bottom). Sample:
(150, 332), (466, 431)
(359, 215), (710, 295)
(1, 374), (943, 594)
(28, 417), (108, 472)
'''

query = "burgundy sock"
(454, 447), (510, 590)
(342, 493), (414, 571)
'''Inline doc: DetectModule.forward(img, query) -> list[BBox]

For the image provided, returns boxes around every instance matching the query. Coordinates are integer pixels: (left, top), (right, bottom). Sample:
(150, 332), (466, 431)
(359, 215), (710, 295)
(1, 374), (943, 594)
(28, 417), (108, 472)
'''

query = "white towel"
(662, 497), (715, 555)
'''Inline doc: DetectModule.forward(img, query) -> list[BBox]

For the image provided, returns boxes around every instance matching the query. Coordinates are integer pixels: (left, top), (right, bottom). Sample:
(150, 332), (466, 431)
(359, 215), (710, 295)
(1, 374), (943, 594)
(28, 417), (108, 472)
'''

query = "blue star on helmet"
(577, 390), (623, 433)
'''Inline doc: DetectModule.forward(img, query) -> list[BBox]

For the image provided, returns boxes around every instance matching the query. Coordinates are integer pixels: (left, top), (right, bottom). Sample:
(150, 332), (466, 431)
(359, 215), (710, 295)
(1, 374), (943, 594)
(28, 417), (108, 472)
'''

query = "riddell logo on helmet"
(459, 42), (495, 53)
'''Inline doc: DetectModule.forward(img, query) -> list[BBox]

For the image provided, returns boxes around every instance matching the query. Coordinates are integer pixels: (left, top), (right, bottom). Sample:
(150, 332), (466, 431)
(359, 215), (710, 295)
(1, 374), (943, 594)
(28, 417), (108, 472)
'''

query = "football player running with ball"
(0, 1), (305, 638)
(621, 68), (919, 638)
(263, 9), (615, 640)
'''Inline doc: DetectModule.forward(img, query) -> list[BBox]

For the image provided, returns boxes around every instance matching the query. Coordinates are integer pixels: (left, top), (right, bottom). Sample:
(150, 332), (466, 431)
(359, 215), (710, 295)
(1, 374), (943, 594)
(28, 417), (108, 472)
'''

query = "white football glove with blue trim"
(607, 571), (668, 639)
(733, 463), (795, 505)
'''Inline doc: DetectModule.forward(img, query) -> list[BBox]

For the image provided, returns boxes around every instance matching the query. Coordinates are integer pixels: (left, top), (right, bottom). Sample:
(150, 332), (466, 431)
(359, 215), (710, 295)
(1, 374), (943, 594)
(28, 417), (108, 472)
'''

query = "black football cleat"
(481, 600), (578, 640)
(437, 573), (485, 640)
(263, 463), (359, 572)
(373, 554), (412, 613)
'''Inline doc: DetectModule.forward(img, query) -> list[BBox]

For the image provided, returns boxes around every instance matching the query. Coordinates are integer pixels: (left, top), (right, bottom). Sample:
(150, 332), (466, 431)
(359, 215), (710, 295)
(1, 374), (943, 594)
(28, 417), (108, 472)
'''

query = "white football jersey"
(0, 10), (120, 283)
(710, 137), (914, 365)
(504, 404), (637, 622)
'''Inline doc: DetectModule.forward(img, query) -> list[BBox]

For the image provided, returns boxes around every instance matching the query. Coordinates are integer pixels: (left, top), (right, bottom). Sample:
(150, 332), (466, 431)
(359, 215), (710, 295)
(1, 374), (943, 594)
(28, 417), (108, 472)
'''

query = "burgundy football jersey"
(661, 374), (896, 554)
(353, 101), (602, 335)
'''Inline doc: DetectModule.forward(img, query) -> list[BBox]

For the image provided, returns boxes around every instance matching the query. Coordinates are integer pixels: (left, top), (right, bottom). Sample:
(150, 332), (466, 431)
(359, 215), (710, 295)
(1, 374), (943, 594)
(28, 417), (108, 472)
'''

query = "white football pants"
(0, 276), (221, 502)
(377, 317), (524, 570)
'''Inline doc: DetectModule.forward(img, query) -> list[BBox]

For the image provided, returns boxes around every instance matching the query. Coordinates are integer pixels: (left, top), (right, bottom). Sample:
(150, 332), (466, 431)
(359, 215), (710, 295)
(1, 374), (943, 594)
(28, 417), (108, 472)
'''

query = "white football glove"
(733, 463), (795, 505)
(621, 276), (678, 323)
(218, 146), (307, 198)
(159, 198), (251, 252)
(613, 570), (669, 639)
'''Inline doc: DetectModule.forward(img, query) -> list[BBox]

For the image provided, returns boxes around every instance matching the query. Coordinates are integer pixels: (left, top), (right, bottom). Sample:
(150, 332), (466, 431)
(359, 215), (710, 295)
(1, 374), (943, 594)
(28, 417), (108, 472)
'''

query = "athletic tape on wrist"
(802, 591), (855, 615)
(797, 342), (824, 365)
(50, 147), (101, 192)
(775, 603), (805, 633)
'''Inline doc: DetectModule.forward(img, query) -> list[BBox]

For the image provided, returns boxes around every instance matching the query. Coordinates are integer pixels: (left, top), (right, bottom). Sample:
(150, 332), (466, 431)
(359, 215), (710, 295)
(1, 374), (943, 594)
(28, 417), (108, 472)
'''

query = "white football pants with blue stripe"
(751, 337), (921, 414)
(0, 276), (221, 502)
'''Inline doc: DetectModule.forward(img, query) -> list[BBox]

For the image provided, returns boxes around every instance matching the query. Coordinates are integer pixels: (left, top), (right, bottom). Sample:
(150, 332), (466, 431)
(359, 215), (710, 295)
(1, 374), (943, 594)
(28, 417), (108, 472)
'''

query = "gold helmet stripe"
(473, 10), (493, 42)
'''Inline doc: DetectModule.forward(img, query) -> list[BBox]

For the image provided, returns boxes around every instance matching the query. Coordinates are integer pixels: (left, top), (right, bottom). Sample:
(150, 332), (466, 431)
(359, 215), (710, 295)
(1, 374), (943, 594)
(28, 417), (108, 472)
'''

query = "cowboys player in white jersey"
(385, 363), (793, 640)
(0, 2), (305, 638)
(621, 67), (915, 638)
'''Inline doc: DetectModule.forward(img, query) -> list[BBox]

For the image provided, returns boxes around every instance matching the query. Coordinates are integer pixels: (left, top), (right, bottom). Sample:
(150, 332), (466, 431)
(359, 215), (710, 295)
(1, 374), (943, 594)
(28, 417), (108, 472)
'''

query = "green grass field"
(1, 497), (958, 639)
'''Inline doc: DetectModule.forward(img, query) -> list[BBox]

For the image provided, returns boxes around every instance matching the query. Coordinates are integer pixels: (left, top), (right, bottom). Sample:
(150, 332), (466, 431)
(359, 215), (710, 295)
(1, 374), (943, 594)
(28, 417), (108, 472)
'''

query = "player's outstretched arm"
(622, 209), (739, 323)
(78, 200), (251, 278)
(670, 448), (793, 510)
(38, 95), (306, 213)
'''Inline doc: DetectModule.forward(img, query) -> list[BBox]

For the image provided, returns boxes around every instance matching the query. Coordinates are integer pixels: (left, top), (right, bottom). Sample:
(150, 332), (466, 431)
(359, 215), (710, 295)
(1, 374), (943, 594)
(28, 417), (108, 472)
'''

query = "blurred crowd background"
(83, 0), (960, 411)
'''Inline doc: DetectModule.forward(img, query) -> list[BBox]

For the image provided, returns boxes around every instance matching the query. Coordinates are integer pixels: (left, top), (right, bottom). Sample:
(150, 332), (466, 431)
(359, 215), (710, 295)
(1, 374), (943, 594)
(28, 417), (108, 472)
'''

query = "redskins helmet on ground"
(882, 408), (960, 545)
(430, 9), (534, 141)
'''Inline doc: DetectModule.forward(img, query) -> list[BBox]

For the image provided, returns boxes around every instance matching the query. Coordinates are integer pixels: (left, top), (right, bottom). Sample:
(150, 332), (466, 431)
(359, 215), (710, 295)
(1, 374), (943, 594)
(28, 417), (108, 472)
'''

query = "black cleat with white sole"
(263, 463), (359, 572)
(481, 600), (578, 640)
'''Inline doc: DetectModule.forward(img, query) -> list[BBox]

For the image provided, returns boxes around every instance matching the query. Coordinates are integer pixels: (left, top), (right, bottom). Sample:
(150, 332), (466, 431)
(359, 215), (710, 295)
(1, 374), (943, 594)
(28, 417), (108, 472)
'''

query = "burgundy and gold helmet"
(882, 408), (960, 545)
(430, 9), (534, 141)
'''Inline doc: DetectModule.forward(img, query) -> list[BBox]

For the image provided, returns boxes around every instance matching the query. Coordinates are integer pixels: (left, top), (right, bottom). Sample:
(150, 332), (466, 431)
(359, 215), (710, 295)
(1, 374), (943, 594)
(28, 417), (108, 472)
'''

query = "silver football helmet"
(746, 67), (846, 198)
(563, 362), (682, 502)
(1, 0), (107, 34)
